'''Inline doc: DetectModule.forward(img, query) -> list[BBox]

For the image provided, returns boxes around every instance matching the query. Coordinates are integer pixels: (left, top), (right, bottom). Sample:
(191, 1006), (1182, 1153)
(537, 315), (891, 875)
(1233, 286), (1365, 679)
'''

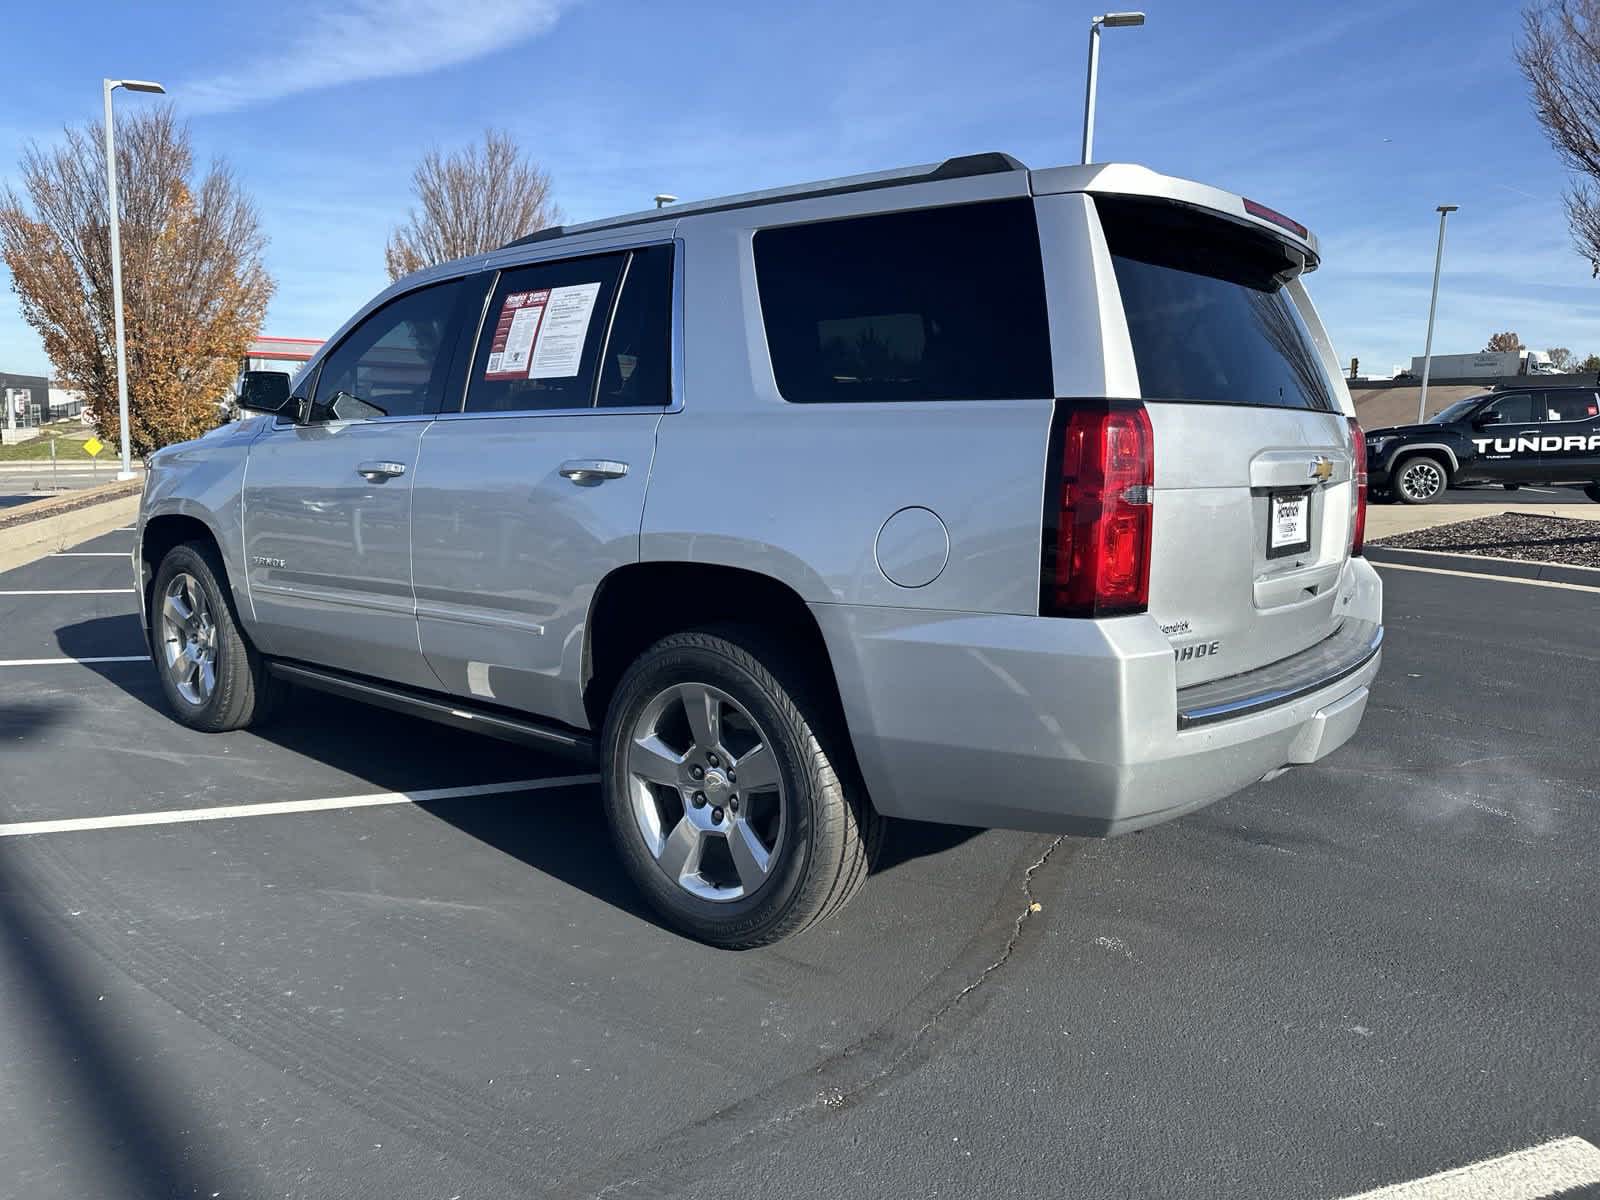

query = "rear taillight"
(1041, 400), (1154, 618)
(1348, 417), (1367, 557)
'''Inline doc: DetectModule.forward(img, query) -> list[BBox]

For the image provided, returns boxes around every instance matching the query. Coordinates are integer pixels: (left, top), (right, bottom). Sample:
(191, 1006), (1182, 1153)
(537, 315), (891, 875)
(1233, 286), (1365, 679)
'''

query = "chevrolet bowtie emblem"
(1309, 456), (1334, 482)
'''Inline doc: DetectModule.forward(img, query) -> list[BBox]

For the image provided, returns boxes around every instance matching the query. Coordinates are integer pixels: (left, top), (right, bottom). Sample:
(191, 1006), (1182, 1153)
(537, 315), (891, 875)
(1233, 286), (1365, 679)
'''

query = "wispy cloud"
(1112, 0), (1418, 124)
(180, 0), (576, 114)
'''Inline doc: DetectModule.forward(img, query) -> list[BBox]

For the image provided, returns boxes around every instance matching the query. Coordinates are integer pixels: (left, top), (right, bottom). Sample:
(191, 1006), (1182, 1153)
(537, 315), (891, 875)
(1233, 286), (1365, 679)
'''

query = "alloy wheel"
(1400, 460), (1444, 502)
(160, 571), (218, 706)
(626, 682), (785, 902)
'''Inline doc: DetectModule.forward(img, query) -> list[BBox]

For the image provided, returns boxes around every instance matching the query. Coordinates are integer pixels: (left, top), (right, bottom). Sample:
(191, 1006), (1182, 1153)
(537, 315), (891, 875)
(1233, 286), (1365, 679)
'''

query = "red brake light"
(1348, 417), (1368, 557)
(1042, 400), (1154, 618)
(1243, 198), (1308, 240)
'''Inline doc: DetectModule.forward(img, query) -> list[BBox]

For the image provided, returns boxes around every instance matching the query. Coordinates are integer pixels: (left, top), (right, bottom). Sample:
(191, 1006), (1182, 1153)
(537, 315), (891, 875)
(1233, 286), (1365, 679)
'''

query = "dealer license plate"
(1268, 492), (1311, 557)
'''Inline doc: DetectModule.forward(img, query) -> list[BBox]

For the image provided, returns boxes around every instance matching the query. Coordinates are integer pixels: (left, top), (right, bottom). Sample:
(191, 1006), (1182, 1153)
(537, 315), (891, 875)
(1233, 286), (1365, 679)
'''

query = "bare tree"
(1485, 331), (1526, 352)
(385, 130), (559, 280)
(1518, 1), (1600, 275)
(1546, 345), (1574, 369)
(1578, 352), (1600, 372)
(0, 107), (272, 455)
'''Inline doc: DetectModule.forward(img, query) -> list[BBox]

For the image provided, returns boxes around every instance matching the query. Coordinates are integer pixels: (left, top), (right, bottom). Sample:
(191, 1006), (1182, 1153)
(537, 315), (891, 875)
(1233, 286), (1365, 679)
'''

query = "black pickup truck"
(1365, 385), (1600, 504)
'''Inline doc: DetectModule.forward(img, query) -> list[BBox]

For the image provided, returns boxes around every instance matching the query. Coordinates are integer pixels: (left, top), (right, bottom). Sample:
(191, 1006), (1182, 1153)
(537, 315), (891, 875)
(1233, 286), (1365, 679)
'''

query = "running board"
(267, 660), (596, 761)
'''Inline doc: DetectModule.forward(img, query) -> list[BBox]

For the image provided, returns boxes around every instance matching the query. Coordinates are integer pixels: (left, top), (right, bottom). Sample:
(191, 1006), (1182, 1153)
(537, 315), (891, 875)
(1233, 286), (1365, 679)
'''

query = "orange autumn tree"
(0, 107), (272, 456)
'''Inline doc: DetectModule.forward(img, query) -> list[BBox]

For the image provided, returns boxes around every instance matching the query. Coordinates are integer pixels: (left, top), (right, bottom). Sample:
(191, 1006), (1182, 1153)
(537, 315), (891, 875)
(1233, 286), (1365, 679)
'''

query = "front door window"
(313, 278), (466, 421)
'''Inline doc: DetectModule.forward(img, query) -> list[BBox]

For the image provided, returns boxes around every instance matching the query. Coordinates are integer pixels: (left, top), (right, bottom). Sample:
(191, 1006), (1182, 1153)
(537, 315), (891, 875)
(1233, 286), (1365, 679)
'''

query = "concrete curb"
(1364, 545), (1600, 588)
(0, 483), (139, 574)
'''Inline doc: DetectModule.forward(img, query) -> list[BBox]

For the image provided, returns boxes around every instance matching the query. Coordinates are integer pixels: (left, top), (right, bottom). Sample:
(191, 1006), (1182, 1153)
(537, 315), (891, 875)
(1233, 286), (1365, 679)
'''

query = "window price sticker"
(484, 289), (549, 380)
(483, 282), (603, 381)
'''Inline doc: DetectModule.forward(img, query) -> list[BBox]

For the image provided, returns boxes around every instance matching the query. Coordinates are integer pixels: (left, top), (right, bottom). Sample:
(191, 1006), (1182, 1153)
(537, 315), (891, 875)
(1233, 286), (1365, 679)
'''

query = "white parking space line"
(0, 655), (149, 667)
(1338, 1136), (1600, 1199)
(1373, 561), (1600, 595)
(50, 552), (129, 557)
(0, 588), (135, 596)
(0, 774), (601, 839)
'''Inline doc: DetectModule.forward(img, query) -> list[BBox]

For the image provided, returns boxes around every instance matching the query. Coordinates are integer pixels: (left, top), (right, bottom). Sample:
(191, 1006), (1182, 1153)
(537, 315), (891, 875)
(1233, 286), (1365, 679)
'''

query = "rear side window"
(753, 199), (1053, 403)
(1098, 197), (1336, 411)
(1544, 390), (1600, 421)
(597, 244), (674, 408)
(464, 253), (625, 413)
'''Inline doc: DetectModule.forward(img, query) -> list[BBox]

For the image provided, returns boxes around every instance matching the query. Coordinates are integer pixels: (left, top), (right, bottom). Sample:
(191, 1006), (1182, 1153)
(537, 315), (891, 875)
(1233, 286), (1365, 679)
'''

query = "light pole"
(1416, 204), (1458, 424)
(1082, 12), (1145, 164)
(103, 77), (165, 481)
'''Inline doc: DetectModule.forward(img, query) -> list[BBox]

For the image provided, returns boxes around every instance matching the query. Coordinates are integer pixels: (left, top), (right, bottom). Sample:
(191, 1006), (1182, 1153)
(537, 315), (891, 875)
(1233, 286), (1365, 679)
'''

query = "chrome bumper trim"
(1176, 620), (1383, 730)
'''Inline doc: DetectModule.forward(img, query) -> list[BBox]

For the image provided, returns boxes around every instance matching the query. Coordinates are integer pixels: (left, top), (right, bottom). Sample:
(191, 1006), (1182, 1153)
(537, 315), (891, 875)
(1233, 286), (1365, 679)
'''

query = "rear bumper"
(813, 557), (1383, 836)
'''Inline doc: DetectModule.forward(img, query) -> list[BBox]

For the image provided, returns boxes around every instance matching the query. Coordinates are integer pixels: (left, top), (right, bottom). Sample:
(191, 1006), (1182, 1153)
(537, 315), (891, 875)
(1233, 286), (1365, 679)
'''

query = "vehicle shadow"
(0, 847), (242, 1197)
(0, 698), (73, 756)
(0, 700), (237, 1195)
(52, 615), (984, 922)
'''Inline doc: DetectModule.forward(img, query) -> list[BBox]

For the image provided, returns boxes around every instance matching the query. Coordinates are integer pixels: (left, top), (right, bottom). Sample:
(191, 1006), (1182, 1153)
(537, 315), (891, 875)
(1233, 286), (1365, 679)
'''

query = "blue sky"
(0, 0), (1593, 378)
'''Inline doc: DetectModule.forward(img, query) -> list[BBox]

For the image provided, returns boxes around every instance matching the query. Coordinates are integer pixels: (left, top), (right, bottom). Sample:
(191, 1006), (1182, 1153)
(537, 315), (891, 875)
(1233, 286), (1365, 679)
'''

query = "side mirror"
(1470, 410), (1497, 428)
(237, 370), (293, 415)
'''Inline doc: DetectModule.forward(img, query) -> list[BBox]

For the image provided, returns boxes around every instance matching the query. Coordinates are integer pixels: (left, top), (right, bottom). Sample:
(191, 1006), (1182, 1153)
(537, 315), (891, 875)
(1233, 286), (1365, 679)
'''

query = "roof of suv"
(497, 152), (1320, 268)
(1494, 383), (1600, 391)
(501, 152), (1029, 248)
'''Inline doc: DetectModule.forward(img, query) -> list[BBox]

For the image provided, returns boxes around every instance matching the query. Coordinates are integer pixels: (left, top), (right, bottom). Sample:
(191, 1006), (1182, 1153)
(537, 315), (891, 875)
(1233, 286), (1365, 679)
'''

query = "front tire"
(1395, 456), (1447, 504)
(600, 627), (882, 948)
(150, 541), (283, 732)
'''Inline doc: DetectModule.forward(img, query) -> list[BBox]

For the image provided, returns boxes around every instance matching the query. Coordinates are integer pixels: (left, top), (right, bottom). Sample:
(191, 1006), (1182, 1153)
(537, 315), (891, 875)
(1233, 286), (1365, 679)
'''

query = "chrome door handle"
(559, 459), (629, 484)
(356, 461), (407, 480)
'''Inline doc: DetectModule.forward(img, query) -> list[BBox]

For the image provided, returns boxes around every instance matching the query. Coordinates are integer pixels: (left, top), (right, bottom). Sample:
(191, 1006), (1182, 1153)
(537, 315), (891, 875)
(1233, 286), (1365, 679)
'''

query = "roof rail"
(499, 151), (1027, 250)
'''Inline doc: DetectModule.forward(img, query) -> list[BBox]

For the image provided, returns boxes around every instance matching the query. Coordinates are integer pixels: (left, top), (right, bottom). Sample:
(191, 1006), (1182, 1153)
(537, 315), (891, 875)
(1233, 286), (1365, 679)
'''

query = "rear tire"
(1394, 455), (1447, 505)
(600, 626), (882, 948)
(150, 541), (284, 732)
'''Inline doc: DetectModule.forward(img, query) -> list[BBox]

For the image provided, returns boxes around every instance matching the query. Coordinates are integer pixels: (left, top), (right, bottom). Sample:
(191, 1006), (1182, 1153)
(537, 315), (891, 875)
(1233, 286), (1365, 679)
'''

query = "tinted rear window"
(754, 199), (1053, 403)
(1098, 197), (1335, 411)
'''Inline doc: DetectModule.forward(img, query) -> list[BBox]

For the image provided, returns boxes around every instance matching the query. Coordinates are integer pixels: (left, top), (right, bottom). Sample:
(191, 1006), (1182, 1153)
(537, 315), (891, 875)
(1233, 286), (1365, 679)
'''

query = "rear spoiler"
(1030, 163), (1320, 272)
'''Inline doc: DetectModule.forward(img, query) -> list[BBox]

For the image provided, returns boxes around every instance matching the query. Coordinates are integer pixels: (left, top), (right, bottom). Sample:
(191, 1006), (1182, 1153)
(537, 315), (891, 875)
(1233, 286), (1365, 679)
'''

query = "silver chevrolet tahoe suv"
(137, 153), (1383, 947)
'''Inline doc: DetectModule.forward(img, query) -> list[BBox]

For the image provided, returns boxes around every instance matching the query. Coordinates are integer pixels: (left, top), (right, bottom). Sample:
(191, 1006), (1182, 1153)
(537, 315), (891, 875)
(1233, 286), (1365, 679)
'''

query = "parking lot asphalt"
(1417, 482), (1595, 506)
(1, 529), (1596, 1199)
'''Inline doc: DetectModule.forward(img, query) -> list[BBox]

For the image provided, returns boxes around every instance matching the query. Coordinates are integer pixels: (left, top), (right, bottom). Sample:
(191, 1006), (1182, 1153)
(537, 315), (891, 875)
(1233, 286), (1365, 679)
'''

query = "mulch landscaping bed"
(1373, 512), (1600, 569)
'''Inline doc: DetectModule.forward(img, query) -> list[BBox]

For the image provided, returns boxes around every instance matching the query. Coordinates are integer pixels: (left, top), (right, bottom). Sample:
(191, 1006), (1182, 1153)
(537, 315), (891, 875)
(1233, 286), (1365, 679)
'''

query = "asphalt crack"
(556, 833), (1074, 1200)
(816, 833), (1066, 1111)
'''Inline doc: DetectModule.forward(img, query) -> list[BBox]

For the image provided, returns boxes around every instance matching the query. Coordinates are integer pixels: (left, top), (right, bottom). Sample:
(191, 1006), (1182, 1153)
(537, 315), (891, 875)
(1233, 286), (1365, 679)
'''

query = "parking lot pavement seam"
(542, 833), (1078, 1200)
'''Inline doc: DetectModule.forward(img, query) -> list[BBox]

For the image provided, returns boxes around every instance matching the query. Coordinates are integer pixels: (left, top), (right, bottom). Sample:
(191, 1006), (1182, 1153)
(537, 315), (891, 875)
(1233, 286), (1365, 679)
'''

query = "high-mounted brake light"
(1348, 417), (1368, 557)
(1243, 198), (1308, 240)
(1041, 400), (1154, 618)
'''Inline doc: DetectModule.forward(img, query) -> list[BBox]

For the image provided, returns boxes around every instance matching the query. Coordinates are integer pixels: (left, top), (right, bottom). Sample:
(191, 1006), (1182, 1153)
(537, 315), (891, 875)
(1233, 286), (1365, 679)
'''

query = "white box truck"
(1408, 350), (1555, 378)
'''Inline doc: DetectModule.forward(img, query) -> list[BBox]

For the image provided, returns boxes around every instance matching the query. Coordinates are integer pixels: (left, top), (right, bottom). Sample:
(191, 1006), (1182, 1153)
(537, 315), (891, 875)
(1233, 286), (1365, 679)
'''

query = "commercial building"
(243, 336), (323, 380)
